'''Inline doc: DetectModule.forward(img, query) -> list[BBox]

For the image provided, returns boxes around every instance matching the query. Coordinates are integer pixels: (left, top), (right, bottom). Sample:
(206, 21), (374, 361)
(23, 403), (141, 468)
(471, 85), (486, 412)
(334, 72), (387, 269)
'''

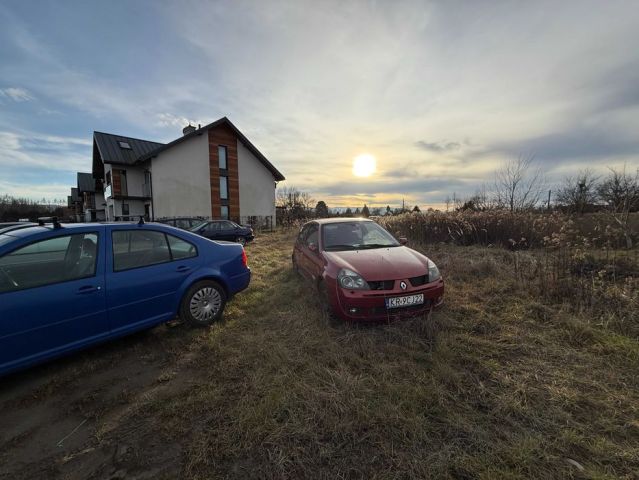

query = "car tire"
(317, 281), (336, 322)
(235, 236), (246, 246)
(292, 254), (301, 275)
(180, 280), (227, 327)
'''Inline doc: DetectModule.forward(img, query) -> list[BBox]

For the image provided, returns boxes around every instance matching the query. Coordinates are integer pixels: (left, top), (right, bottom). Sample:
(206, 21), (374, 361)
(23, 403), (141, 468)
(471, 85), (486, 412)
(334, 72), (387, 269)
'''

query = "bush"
(377, 211), (638, 250)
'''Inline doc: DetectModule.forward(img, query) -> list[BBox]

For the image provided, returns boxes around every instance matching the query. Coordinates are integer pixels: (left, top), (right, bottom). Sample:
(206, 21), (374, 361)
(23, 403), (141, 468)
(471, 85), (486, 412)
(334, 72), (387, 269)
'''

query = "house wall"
(102, 163), (151, 221)
(113, 199), (146, 218)
(237, 140), (277, 223)
(150, 132), (211, 218)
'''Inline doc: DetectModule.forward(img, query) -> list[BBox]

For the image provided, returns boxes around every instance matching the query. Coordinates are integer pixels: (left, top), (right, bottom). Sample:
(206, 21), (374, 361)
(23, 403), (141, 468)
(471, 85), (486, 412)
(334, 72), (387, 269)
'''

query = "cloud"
(0, 130), (91, 172)
(1, 1), (639, 207)
(487, 120), (639, 165)
(156, 113), (211, 129)
(0, 87), (34, 102)
(415, 140), (461, 152)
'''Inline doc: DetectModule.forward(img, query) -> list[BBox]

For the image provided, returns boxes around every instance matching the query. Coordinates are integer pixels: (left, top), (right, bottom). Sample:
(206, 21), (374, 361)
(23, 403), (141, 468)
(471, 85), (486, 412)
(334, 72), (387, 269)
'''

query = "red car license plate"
(385, 294), (424, 309)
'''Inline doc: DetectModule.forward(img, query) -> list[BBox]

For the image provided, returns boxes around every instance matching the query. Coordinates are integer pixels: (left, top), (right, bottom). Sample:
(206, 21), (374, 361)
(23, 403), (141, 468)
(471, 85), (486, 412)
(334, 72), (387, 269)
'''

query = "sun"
(352, 154), (376, 177)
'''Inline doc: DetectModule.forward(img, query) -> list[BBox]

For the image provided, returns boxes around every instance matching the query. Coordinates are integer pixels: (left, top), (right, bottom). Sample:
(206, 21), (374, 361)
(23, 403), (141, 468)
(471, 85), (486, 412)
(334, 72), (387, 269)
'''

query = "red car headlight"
(428, 260), (441, 281)
(337, 268), (369, 290)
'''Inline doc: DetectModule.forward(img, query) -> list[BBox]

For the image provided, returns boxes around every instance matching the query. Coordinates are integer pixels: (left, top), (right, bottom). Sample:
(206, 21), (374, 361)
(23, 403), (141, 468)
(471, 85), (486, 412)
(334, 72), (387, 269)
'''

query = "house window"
(106, 171), (112, 186)
(122, 204), (130, 217)
(220, 205), (229, 219)
(220, 176), (228, 200)
(118, 141), (132, 149)
(218, 146), (227, 170)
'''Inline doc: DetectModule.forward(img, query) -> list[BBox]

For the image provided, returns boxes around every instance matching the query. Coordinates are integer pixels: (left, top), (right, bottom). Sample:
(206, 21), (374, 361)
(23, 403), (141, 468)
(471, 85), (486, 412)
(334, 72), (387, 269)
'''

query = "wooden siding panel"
(112, 168), (122, 196)
(208, 125), (240, 221)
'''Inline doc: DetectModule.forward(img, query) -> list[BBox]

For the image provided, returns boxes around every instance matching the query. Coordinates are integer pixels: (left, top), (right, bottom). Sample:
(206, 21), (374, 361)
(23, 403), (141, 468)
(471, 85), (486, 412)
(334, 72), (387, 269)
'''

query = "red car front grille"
(368, 280), (395, 290)
(409, 274), (428, 287)
(367, 274), (428, 291)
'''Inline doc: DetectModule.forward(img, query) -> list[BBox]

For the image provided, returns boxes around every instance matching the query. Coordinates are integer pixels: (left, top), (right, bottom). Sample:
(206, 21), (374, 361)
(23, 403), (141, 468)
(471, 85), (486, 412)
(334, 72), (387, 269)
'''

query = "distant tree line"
(276, 185), (424, 225)
(0, 195), (67, 222)
(445, 157), (639, 248)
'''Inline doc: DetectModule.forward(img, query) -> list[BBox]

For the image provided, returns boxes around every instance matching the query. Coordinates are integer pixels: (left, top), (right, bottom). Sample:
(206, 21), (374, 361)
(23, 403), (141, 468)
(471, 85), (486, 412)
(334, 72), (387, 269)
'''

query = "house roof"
(93, 117), (285, 181)
(93, 131), (164, 166)
(70, 187), (80, 201)
(77, 172), (95, 193)
(137, 117), (285, 181)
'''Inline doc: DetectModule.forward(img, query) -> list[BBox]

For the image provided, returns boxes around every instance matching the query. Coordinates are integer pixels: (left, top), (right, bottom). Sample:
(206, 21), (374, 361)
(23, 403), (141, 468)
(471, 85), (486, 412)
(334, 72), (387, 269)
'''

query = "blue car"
(0, 220), (251, 376)
(190, 220), (255, 246)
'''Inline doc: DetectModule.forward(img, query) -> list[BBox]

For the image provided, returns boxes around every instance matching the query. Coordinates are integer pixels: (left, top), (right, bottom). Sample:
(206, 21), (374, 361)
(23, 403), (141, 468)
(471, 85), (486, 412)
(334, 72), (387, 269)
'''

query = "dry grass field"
(1, 229), (638, 479)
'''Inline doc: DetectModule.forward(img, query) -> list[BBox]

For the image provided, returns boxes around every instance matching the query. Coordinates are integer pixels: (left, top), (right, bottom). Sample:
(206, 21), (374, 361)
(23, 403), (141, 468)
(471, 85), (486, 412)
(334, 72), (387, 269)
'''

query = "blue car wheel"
(180, 280), (227, 327)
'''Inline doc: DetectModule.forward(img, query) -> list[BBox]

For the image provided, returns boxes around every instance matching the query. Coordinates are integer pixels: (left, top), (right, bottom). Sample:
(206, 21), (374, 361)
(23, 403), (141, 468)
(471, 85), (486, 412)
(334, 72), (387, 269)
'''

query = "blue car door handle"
(176, 265), (191, 273)
(76, 285), (101, 294)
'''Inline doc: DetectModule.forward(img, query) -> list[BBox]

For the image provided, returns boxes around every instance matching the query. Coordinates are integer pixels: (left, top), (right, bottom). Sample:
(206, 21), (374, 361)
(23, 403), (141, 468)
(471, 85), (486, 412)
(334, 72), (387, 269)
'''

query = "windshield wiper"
(354, 243), (398, 249)
(324, 244), (358, 251)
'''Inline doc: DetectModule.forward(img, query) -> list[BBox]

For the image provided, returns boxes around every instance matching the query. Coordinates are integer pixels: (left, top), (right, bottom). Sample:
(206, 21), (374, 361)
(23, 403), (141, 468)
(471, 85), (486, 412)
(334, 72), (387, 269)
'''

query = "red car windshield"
(322, 222), (400, 251)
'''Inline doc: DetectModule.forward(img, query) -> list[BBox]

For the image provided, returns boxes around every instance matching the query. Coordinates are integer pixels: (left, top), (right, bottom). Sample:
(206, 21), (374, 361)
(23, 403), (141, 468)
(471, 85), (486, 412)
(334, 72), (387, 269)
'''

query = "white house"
(91, 117), (285, 227)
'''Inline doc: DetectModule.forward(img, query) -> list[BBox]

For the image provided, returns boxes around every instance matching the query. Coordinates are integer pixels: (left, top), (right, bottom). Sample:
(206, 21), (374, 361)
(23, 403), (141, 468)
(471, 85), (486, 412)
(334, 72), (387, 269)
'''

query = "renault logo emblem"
(400, 281), (407, 290)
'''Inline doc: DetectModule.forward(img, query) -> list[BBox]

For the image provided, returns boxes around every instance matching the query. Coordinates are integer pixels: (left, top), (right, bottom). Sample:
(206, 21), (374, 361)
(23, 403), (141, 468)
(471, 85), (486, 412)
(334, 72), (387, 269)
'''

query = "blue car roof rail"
(37, 216), (62, 229)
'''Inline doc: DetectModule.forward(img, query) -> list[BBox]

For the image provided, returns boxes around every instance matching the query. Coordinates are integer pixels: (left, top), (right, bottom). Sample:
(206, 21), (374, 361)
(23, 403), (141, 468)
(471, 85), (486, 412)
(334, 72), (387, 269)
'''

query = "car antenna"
(138, 216), (145, 226)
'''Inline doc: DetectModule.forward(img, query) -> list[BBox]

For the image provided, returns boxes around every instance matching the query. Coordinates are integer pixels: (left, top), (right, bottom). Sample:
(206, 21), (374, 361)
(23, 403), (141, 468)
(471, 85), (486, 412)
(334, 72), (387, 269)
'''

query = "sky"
(1, 0), (638, 209)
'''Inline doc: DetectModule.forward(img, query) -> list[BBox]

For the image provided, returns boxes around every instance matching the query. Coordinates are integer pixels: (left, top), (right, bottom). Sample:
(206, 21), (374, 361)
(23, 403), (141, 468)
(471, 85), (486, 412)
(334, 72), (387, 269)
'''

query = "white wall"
(123, 167), (146, 197)
(237, 140), (276, 222)
(151, 133), (212, 218)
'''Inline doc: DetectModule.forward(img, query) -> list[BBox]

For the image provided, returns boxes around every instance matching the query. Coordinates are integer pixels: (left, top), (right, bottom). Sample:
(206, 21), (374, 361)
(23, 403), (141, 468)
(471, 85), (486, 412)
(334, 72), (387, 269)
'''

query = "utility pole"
(547, 189), (551, 211)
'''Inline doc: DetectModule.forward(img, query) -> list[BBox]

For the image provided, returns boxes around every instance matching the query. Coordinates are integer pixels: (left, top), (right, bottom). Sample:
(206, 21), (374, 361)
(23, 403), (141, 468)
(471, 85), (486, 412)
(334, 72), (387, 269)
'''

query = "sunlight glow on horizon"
(352, 154), (377, 177)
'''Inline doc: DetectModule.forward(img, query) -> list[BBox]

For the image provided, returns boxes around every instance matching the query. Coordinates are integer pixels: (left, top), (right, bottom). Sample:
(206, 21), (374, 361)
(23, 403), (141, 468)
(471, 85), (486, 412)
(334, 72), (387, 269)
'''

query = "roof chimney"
(182, 124), (196, 136)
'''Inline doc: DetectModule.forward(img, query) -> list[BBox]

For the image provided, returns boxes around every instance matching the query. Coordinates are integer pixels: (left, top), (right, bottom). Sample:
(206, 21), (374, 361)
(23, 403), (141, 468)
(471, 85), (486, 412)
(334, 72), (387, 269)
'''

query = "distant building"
(68, 173), (105, 222)
(90, 117), (284, 227)
(77, 172), (105, 222)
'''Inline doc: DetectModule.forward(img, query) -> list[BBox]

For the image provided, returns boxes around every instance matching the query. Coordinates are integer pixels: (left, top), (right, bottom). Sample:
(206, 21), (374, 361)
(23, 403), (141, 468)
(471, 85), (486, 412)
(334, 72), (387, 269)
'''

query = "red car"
(292, 218), (444, 321)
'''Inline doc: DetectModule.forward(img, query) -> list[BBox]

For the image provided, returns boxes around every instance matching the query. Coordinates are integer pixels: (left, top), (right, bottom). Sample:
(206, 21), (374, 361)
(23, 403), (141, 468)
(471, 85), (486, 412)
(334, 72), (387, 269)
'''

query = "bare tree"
(471, 183), (497, 211)
(299, 191), (315, 213)
(597, 165), (639, 248)
(276, 185), (301, 209)
(493, 155), (545, 211)
(276, 185), (315, 221)
(555, 169), (599, 214)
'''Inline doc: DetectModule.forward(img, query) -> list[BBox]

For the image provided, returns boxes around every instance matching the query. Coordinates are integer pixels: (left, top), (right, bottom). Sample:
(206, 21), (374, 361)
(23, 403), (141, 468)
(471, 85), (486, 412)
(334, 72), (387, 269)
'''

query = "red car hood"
(323, 246), (429, 281)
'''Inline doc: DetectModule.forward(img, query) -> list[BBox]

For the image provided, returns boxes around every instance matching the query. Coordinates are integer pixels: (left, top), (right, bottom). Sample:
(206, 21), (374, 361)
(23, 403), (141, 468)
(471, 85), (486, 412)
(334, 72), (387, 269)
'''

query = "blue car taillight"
(242, 249), (248, 268)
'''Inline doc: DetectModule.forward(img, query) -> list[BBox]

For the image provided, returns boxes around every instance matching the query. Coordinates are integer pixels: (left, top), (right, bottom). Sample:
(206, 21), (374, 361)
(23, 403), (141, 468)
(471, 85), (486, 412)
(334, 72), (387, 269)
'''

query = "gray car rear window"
(0, 235), (16, 248)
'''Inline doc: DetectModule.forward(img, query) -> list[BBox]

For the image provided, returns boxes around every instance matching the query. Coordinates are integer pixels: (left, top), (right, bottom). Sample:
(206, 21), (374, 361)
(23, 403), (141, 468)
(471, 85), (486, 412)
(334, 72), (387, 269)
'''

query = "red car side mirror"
(399, 237), (408, 246)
